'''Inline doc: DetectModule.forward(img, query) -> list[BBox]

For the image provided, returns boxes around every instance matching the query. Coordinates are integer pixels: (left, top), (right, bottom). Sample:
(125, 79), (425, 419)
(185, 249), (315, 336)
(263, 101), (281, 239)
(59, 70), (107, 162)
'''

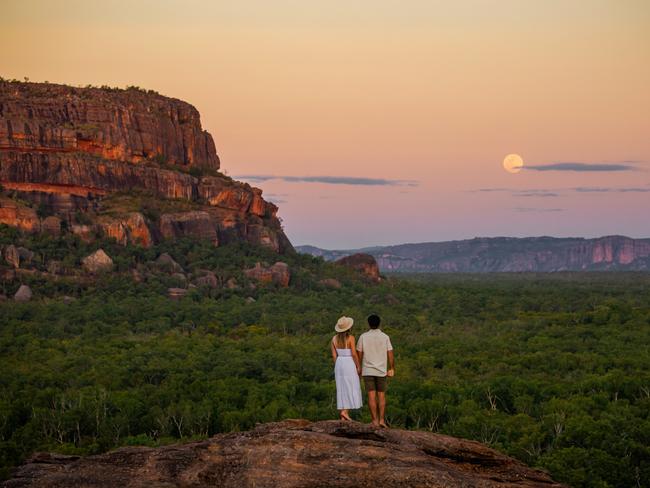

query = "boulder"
(4, 420), (565, 488)
(155, 253), (184, 273)
(244, 262), (290, 287)
(319, 278), (342, 289)
(99, 213), (152, 247)
(82, 249), (113, 273)
(14, 284), (32, 302)
(335, 253), (381, 282)
(194, 271), (218, 288)
(62, 296), (76, 305)
(3, 244), (20, 268)
(245, 296), (256, 304)
(167, 288), (188, 300)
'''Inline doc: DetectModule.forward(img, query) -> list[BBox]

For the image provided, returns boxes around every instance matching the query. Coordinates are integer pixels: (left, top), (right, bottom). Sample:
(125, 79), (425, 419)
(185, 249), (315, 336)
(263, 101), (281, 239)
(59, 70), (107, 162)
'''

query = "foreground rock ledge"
(4, 420), (564, 488)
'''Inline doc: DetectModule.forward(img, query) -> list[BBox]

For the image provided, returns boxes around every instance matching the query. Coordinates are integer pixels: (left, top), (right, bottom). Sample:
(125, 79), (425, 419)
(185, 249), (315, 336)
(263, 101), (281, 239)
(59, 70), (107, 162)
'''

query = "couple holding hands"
(330, 314), (394, 427)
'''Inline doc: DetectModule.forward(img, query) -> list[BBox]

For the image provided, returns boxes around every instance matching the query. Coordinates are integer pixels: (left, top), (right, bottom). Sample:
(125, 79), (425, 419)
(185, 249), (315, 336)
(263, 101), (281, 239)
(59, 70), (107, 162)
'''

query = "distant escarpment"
(0, 80), (291, 252)
(298, 235), (650, 272)
(5, 420), (564, 488)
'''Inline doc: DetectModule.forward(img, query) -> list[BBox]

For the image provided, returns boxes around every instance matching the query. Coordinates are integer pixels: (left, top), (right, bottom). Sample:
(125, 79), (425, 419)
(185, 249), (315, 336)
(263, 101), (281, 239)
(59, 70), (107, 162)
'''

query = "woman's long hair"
(335, 330), (350, 349)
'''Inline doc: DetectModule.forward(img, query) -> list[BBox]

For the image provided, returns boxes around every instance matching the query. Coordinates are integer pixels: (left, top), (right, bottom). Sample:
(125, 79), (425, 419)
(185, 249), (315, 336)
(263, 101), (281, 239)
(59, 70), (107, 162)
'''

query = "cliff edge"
(0, 81), (292, 252)
(4, 420), (564, 488)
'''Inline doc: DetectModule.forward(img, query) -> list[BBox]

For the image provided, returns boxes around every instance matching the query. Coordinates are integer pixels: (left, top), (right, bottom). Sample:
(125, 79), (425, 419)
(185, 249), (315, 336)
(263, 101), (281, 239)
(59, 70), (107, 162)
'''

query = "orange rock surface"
(4, 420), (565, 488)
(0, 81), (292, 253)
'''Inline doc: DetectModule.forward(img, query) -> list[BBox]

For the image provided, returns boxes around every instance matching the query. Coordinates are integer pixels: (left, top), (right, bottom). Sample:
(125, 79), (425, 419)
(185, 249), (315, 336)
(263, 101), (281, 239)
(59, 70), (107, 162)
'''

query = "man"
(356, 314), (394, 427)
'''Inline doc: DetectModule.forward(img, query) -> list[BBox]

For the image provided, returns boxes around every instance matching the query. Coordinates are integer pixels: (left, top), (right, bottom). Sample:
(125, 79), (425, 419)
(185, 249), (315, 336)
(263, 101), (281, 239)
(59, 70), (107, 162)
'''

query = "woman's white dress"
(334, 345), (363, 410)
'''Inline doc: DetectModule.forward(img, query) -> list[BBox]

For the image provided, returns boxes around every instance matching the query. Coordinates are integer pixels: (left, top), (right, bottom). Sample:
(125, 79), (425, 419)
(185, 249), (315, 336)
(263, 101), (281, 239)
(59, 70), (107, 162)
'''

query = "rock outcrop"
(155, 253), (184, 273)
(335, 253), (381, 282)
(0, 81), (292, 253)
(0, 82), (218, 169)
(3, 420), (564, 488)
(13, 284), (32, 302)
(98, 213), (152, 247)
(244, 262), (291, 287)
(299, 235), (650, 272)
(81, 249), (113, 273)
(0, 196), (39, 232)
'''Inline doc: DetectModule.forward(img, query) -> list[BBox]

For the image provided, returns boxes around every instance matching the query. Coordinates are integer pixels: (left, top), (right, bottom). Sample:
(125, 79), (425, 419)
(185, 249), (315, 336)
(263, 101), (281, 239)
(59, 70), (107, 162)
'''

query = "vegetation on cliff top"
(0, 227), (649, 487)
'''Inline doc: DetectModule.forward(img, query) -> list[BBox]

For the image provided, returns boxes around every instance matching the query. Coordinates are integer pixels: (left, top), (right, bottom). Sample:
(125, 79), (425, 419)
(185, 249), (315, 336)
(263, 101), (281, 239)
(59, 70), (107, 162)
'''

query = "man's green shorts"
(363, 375), (387, 392)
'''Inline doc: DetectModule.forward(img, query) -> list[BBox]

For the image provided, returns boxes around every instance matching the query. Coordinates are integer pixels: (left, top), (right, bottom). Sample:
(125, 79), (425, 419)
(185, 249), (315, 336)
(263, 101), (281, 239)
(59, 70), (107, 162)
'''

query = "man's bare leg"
(378, 391), (387, 427)
(367, 390), (379, 425)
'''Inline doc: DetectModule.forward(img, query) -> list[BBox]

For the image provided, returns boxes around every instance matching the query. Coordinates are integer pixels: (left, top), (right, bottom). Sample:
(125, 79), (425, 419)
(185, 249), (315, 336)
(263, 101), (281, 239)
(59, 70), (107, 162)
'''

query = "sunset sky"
(1, 0), (648, 248)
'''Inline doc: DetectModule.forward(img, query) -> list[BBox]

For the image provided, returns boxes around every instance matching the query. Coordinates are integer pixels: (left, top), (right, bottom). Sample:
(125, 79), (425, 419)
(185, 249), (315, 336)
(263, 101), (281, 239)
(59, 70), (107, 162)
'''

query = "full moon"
(503, 153), (524, 173)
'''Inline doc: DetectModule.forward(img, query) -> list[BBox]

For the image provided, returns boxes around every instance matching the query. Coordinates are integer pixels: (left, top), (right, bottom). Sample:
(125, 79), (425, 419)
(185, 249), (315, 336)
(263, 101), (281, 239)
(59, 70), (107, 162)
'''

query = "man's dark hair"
(367, 314), (381, 329)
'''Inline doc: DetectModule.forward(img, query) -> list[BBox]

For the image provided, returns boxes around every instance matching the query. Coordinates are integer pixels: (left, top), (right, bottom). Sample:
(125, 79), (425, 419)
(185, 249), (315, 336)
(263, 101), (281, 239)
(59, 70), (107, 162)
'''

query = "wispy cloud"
(514, 207), (565, 213)
(525, 161), (639, 172)
(472, 186), (650, 195)
(236, 174), (418, 187)
(572, 186), (650, 193)
(474, 188), (511, 193)
(513, 191), (560, 198)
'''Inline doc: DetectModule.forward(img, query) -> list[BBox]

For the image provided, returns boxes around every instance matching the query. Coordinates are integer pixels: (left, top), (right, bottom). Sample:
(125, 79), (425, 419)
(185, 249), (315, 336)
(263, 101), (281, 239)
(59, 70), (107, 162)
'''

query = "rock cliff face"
(0, 82), (217, 168)
(335, 253), (381, 281)
(298, 235), (650, 272)
(4, 420), (564, 488)
(0, 81), (292, 253)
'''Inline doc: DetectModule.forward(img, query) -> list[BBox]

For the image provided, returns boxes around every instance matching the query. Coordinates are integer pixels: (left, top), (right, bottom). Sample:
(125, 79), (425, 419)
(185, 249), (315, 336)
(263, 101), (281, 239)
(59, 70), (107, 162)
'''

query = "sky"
(1, 0), (648, 249)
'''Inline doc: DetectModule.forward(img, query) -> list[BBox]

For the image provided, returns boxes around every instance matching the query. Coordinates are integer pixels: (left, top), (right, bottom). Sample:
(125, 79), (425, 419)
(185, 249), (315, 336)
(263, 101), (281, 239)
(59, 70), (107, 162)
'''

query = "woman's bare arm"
(350, 336), (362, 375)
(330, 338), (338, 364)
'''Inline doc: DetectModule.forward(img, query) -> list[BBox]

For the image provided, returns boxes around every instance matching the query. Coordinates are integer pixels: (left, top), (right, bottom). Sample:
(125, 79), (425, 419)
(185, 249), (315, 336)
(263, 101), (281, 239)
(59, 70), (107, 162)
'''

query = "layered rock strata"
(0, 81), (292, 253)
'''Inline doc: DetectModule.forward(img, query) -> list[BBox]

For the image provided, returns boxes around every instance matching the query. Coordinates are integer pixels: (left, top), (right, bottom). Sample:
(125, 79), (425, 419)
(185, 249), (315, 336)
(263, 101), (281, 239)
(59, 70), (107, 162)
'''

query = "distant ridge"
(297, 235), (650, 272)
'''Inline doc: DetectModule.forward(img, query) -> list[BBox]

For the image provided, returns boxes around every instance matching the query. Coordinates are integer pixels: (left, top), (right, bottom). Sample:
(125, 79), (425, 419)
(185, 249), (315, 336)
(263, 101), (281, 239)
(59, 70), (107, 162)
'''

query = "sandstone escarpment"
(299, 235), (650, 272)
(0, 81), (217, 168)
(0, 81), (291, 253)
(4, 420), (564, 488)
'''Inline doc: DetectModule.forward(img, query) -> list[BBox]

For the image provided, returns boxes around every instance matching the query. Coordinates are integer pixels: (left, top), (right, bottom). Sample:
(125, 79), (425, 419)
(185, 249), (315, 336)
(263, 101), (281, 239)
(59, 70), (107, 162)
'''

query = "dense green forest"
(1, 226), (649, 487)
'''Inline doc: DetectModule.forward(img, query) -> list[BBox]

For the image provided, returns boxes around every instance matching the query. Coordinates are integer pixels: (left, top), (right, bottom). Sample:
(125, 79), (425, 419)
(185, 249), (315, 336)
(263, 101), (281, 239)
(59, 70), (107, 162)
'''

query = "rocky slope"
(298, 235), (650, 272)
(0, 80), (292, 253)
(4, 420), (563, 488)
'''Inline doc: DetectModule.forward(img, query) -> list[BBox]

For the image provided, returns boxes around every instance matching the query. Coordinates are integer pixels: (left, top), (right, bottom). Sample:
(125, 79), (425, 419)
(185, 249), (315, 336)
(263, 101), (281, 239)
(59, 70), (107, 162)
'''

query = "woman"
(331, 316), (363, 421)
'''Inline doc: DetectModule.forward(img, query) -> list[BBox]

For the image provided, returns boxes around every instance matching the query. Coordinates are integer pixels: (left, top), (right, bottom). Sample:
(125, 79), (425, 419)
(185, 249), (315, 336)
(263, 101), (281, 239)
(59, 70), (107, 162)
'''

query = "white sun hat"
(335, 316), (354, 333)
